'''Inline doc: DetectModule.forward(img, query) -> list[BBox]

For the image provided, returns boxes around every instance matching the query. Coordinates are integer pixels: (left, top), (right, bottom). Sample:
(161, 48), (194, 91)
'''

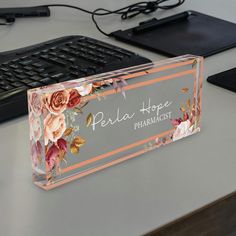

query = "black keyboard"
(0, 35), (150, 122)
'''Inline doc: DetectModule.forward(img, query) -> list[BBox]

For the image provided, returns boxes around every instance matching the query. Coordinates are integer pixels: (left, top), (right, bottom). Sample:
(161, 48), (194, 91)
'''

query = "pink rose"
(29, 112), (42, 141)
(28, 92), (43, 117)
(44, 113), (66, 145)
(44, 90), (69, 115)
(171, 118), (182, 127)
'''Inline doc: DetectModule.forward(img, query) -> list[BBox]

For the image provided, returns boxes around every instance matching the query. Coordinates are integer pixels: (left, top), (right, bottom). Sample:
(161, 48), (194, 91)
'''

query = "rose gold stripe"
(121, 59), (195, 80)
(37, 148), (148, 190)
(61, 129), (174, 175)
(90, 59), (195, 83)
(37, 130), (174, 190)
(86, 69), (196, 101)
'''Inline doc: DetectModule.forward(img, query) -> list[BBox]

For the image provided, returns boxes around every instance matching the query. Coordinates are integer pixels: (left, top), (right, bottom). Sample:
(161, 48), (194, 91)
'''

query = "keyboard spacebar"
(0, 87), (27, 102)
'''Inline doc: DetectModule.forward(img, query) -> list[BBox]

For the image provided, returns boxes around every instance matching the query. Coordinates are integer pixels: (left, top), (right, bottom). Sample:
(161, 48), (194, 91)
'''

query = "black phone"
(207, 68), (236, 93)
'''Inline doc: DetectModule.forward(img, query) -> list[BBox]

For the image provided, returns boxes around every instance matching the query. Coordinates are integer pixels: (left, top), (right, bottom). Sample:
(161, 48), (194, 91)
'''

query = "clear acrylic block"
(28, 55), (203, 190)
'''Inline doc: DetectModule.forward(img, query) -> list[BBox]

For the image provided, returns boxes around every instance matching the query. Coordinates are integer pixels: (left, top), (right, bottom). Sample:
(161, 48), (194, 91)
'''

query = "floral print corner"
(28, 78), (127, 181)
(171, 92), (201, 141)
(144, 84), (202, 151)
(28, 82), (93, 180)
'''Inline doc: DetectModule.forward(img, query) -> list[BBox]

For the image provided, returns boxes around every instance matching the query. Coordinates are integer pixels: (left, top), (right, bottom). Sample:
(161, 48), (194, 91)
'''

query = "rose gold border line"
(90, 59), (195, 83)
(86, 69), (196, 101)
(61, 128), (175, 174)
(121, 60), (195, 80)
(37, 129), (174, 190)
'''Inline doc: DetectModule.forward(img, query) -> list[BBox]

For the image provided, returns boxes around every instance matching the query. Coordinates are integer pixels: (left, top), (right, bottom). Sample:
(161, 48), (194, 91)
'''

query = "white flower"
(29, 112), (42, 141)
(172, 119), (194, 141)
(76, 83), (92, 96)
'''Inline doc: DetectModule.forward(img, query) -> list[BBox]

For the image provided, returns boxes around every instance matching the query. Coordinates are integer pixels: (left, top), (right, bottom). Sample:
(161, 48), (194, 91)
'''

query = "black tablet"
(207, 68), (236, 93)
(111, 11), (236, 57)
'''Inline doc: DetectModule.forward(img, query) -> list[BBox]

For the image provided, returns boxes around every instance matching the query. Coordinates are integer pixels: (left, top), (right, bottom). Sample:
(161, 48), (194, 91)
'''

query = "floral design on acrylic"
(171, 85), (201, 141)
(43, 84), (93, 179)
(28, 78), (127, 181)
(28, 83), (93, 179)
(143, 65), (202, 151)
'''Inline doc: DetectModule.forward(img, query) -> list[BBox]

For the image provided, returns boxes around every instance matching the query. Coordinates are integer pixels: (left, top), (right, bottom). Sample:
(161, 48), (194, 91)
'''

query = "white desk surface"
(0, 0), (236, 235)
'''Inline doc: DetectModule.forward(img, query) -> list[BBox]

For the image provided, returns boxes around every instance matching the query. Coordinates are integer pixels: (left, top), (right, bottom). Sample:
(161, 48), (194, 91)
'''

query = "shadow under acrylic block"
(28, 55), (203, 190)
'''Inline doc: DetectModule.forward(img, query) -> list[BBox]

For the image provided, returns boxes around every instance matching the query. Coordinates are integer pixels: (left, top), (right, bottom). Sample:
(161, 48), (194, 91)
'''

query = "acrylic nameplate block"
(28, 55), (203, 190)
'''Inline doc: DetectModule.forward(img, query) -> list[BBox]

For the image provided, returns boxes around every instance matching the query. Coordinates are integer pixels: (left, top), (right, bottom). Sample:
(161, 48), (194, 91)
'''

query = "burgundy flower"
(67, 89), (81, 108)
(46, 144), (59, 171)
(57, 138), (67, 152)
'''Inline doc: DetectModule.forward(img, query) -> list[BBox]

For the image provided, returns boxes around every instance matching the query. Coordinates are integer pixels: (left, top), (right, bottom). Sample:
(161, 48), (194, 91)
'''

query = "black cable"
(33, 1), (186, 36)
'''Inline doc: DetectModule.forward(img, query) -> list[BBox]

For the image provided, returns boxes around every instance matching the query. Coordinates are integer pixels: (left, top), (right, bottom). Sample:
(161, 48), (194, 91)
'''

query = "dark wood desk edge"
(144, 191), (236, 236)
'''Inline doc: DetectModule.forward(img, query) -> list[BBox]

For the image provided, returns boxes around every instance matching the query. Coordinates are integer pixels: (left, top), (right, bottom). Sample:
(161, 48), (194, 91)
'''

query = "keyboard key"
(49, 52), (58, 57)
(49, 58), (67, 66)
(29, 81), (42, 88)
(34, 67), (45, 73)
(2, 85), (13, 90)
(50, 72), (64, 80)
(42, 49), (49, 53)
(40, 55), (49, 60)
(6, 77), (16, 83)
(0, 80), (8, 86)
(31, 76), (42, 81)
(4, 72), (13, 77)
(9, 64), (19, 69)
(0, 67), (9, 72)
(12, 82), (25, 88)
(40, 77), (55, 84)
(60, 47), (69, 52)
(40, 73), (50, 78)
(19, 60), (33, 66)
(32, 52), (41, 56)
(14, 69), (24, 74)
(21, 78), (33, 84)
(15, 74), (27, 80)
(25, 71), (36, 76)
(32, 62), (44, 68)
(67, 57), (76, 63)
(24, 66), (33, 71)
